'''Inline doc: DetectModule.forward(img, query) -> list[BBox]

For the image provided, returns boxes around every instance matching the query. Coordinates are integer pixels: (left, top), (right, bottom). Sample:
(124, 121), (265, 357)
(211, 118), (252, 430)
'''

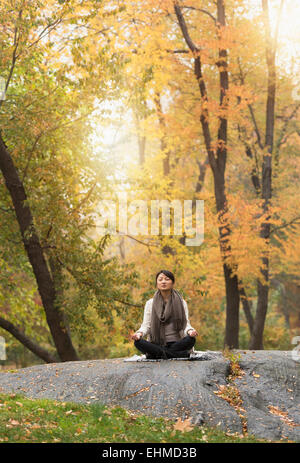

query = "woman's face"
(156, 273), (174, 291)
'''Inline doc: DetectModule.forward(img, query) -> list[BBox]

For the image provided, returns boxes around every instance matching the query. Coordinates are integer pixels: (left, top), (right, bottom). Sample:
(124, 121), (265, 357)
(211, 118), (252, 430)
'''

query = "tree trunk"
(0, 133), (79, 361)
(174, 0), (240, 348)
(249, 0), (283, 349)
(154, 93), (170, 176)
(239, 284), (254, 335)
(134, 112), (146, 166)
(216, 0), (240, 348)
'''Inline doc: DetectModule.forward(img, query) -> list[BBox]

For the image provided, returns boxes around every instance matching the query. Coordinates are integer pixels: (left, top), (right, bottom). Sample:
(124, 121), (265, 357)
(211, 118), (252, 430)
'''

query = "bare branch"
(21, 132), (43, 183)
(270, 215), (300, 235)
(166, 48), (189, 53)
(237, 57), (264, 150)
(0, 8), (22, 110)
(110, 298), (143, 308)
(0, 206), (14, 213)
(122, 233), (160, 251)
(275, 103), (300, 155)
(27, 18), (62, 49)
(182, 6), (217, 23)
(68, 181), (97, 216)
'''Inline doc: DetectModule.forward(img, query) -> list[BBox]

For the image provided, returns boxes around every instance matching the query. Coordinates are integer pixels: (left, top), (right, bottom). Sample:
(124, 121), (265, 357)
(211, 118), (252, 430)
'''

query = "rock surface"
(0, 350), (299, 442)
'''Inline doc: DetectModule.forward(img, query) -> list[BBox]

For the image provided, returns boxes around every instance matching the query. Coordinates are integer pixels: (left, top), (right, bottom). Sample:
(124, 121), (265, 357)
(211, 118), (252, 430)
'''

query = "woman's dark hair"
(155, 270), (175, 284)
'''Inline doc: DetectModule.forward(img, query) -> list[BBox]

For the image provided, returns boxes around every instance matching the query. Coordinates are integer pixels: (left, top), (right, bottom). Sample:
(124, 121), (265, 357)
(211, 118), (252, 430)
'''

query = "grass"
(0, 392), (268, 443)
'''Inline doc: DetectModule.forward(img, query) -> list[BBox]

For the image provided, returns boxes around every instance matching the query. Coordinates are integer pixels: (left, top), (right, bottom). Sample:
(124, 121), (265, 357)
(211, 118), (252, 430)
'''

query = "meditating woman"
(131, 270), (198, 359)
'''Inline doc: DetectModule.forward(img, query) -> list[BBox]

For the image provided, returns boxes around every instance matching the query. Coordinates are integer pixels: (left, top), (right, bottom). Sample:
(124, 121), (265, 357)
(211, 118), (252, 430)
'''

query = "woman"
(132, 270), (198, 359)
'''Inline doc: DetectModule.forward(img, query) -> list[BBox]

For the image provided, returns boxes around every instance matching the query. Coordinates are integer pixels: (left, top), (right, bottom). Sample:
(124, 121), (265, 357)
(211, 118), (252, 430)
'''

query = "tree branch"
(237, 57), (264, 150)
(182, 6), (217, 23)
(0, 8), (22, 110)
(67, 181), (97, 216)
(275, 103), (300, 157)
(270, 215), (300, 235)
(27, 18), (63, 49)
(0, 315), (57, 363)
(122, 233), (160, 252)
(55, 255), (144, 309)
(166, 48), (190, 54)
(174, 2), (199, 53)
(174, 0), (217, 173)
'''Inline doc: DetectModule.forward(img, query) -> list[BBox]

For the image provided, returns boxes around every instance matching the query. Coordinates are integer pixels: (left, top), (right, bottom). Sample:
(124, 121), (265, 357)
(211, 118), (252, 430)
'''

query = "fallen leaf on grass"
(65, 410), (78, 416)
(9, 419), (20, 426)
(173, 417), (194, 433)
(31, 424), (41, 429)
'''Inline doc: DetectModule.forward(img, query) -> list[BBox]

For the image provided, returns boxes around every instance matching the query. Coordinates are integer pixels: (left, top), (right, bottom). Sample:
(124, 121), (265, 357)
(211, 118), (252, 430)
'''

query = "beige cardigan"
(136, 297), (195, 346)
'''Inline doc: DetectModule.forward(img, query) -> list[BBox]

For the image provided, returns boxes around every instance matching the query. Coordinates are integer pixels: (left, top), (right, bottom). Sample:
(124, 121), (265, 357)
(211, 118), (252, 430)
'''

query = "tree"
(173, 0), (240, 347)
(100, 0), (299, 350)
(249, 0), (284, 349)
(0, 0), (139, 362)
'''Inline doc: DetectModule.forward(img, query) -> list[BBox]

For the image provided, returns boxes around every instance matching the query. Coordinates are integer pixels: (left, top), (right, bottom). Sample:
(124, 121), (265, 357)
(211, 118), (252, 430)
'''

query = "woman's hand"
(132, 332), (142, 341)
(188, 329), (198, 337)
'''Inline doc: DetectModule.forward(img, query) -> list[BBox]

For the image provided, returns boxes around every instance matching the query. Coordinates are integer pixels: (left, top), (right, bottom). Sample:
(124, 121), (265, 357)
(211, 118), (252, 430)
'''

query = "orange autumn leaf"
(173, 417), (194, 433)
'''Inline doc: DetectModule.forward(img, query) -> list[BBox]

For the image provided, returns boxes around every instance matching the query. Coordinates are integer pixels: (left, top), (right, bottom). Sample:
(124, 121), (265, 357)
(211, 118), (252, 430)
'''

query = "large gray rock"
(234, 350), (300, 441)
(0, 350), (299, 441)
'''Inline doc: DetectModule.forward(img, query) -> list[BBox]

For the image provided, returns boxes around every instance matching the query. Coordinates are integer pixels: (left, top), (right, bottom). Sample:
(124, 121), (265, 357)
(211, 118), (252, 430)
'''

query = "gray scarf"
(150, 288), (187, 346)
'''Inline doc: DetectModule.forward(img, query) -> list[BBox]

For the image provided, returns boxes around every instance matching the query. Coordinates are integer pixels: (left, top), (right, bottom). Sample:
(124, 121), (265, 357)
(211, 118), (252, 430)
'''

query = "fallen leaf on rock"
(268, 405), (299, 427)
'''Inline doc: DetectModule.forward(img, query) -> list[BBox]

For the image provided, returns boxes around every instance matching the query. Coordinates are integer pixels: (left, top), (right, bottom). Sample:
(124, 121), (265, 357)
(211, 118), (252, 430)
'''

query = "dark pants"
(134, 335), (196, 359)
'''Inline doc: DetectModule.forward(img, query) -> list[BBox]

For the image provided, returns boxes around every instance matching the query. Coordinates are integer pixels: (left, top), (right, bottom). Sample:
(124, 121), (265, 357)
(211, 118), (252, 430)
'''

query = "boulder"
(0, 350), (299, 441)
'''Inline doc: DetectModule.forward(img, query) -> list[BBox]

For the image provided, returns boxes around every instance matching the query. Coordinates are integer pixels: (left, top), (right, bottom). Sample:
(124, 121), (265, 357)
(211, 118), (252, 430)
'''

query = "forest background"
(0, 0), (299, 367)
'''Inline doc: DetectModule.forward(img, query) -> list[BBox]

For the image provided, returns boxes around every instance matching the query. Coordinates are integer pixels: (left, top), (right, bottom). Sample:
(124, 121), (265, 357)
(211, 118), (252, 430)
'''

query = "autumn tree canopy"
(0, 0), (299, 364)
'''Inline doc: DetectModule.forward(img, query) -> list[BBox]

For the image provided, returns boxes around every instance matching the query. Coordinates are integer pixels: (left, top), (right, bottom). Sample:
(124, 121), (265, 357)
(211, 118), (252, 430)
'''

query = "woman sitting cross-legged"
(131, 270), (198, 359)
